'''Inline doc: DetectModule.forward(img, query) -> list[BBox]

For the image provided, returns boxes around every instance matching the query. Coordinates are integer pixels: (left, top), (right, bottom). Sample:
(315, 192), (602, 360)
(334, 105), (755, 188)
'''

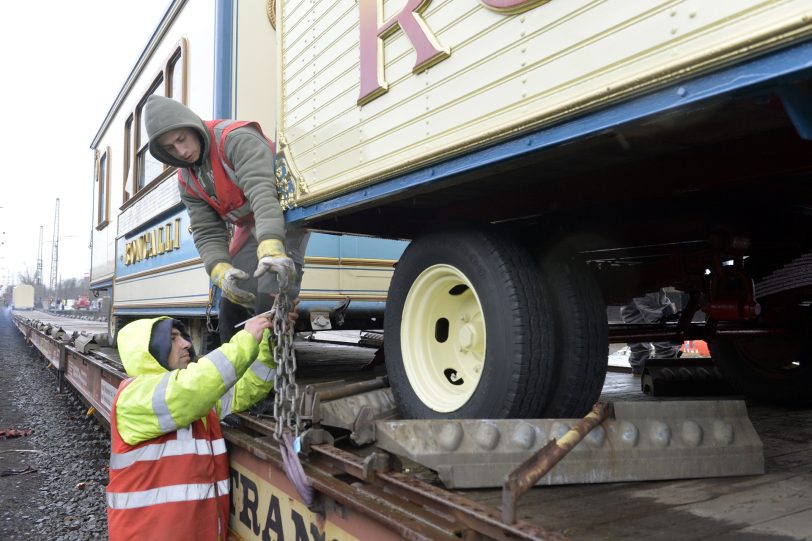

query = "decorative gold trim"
(266, 0), (276, 30)
(339, 258), (398, 268)
(304, 256), (398, 268)
(274, 146), (309, 209)
(298, 294), (388, 302)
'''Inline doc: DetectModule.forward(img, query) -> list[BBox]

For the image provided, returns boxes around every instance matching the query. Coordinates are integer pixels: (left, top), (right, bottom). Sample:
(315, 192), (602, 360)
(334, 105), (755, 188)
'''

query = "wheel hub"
(401, 264), (486, 412)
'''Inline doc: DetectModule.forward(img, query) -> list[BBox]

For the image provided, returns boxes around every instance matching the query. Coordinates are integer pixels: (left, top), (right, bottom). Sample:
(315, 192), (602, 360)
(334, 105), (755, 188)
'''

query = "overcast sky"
(0, 0), (170, 285)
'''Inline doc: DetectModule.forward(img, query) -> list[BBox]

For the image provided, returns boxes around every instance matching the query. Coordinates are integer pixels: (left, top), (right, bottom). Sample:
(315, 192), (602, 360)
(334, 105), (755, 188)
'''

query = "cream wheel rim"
(401, 264), (486, 412)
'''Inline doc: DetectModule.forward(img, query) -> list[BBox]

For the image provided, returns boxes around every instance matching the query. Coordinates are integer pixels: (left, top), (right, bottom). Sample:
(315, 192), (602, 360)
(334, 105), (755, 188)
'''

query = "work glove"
(253, 239), (297, 293)
(211, 262), (255, 307)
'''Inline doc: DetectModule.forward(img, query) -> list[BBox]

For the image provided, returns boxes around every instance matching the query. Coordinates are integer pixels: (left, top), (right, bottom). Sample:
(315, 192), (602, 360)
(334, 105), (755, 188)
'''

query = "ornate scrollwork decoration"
(275, 153), (309, 209)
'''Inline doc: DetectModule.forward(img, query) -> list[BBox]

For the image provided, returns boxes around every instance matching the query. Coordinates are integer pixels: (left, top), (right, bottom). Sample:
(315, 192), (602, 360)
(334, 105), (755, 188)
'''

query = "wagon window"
(135, 77), (164, 191)
(95, 147), (111, 229)
(122, 114), (133, 203)
(128, 39), (188, 198)
(167, 38), (188, 102)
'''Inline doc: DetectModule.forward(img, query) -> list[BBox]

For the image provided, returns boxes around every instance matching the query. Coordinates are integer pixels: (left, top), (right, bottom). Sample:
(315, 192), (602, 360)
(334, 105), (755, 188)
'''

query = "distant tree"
(63, 277), (78, 299)
(17, 268), (36, 285)
(78, 276), (91, 298)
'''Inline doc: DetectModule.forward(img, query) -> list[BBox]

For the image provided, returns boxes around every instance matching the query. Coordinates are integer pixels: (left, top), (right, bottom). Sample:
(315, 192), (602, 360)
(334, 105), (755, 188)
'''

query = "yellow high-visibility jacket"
(114, 316), (276, 445)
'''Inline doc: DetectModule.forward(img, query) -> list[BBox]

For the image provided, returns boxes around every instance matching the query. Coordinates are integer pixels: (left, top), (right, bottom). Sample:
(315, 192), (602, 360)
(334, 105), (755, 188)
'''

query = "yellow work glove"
(211, 262), (255, 307)
(253, 239), (297, 293)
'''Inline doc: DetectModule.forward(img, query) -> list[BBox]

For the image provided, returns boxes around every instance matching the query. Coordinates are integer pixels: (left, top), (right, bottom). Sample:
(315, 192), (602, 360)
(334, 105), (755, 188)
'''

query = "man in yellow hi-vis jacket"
(105, 308), (294, 541)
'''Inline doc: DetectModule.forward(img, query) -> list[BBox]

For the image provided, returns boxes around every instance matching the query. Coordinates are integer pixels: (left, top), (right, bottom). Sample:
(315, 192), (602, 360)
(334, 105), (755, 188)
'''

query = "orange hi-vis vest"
(177, 119), (275, 227)
(106, 378), (231, 541)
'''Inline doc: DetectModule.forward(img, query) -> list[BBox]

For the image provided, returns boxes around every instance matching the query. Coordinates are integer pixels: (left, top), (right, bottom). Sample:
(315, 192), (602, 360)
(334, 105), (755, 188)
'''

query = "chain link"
(205, 288), (218, 333)
(272, 292), (304, 441)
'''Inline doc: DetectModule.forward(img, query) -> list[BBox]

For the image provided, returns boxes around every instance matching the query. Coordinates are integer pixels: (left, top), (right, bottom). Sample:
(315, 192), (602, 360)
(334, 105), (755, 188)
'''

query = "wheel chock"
(374, 399), (763, 488)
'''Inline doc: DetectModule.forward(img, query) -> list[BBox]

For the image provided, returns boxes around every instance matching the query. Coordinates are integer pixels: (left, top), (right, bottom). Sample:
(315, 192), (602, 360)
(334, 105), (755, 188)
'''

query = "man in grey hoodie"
(145, 96), (309, 344)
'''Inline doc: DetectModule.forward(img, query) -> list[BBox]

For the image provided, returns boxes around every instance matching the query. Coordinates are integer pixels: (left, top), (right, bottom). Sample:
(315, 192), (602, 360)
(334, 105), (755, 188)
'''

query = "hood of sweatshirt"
(117, 317), (172, 377)
(117, 316), (196, 376)
(144, 95), (209, 168)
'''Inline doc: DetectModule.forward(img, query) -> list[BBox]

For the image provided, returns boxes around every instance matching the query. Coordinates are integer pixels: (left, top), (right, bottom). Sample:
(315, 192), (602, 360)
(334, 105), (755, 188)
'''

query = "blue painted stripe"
(213, 0), (234, 118)
(295, 300), (387, 311)
(285, 38), (812, 225)
(306, 232), (409, 260)
(115, 301), (388, 318)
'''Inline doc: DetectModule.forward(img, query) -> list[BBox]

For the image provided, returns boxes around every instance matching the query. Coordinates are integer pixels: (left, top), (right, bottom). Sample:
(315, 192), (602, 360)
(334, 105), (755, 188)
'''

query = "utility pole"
(35, 225), (43, 306)
(49, 198), (60, 293)
(36, 226), (43, 285)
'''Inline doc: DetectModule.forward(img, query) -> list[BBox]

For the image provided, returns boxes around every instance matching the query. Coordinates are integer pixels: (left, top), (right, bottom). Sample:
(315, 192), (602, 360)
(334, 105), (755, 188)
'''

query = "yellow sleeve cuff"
(257, 239), (286, 259)
(210, 261), (232, 283)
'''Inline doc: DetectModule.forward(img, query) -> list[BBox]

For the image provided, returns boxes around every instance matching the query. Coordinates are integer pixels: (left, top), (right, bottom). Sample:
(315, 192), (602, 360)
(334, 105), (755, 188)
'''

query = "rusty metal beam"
(502, 402), (613, 524)
(312, 444), (566, 541)
(232, 413), (564, 540)
(310, 375), (388, 401)
(223, 426), (459, 541)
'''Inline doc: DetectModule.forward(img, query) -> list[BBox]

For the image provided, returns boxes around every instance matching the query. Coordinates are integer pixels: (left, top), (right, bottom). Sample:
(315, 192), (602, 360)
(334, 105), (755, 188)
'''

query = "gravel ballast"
(0, 309), (109, 540)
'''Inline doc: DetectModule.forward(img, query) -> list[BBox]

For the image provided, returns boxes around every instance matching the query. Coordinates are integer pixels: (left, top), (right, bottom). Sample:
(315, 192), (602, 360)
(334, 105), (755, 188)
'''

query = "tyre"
(384, 229), (554, 419)
(709, 336), (812, 407)
(536, 242), (608, 417)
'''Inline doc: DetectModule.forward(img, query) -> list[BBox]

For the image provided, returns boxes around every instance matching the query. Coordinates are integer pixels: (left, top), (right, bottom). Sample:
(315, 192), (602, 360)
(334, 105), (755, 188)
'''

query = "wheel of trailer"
(535, 241), (608, 417)
(709, 335), (812, 407)
(384, 229), (555, 419)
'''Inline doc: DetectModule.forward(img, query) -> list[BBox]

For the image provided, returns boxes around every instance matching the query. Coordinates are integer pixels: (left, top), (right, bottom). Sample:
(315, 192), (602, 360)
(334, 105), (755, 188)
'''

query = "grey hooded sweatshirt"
(144, 95), (285, 275)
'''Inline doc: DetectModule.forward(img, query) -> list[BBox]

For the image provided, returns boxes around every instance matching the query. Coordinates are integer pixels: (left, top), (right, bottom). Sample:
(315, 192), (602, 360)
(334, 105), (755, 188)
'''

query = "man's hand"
(211, 262), (255, 307)
(284, 297), (301, 330)
(264, 296), (301, 332)
(243, 314), (273, 342)
(253, 239), (297, 292)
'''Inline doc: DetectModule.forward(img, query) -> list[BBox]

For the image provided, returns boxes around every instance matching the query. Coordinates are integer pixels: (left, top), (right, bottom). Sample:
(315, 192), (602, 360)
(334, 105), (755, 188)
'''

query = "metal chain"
(272, 292), (304, 441)
(205, 289), (218, 333)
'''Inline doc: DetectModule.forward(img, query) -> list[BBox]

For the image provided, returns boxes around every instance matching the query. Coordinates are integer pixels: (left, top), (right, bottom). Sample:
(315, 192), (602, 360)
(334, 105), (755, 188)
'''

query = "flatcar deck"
(12, 309), (812, 540)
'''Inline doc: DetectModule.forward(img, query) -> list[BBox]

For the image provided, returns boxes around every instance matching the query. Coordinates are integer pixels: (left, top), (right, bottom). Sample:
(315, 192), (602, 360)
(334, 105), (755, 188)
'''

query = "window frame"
(134, 73), (165, 191)
(167, 38), (189, 104)
(95, 146), (111, 230)
(122, 114), (133, 204)
(121, 37), (189, 208)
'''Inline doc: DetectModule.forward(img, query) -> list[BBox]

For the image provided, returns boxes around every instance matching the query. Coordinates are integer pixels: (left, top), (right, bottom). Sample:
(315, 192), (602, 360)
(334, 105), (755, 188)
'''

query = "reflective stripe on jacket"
(106, 378), (230, 541)
(178, 119), (275, 226)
